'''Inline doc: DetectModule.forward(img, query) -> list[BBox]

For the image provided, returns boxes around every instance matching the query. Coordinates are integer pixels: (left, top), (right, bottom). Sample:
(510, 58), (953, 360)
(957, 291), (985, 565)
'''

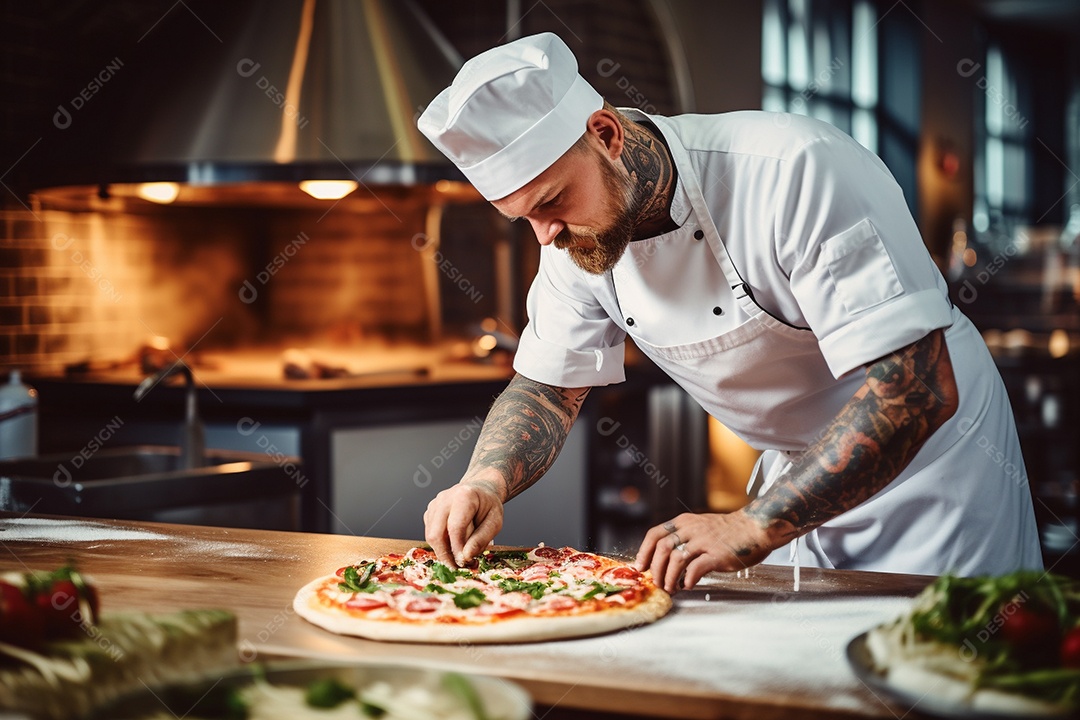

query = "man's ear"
(586, 108), (624, 160)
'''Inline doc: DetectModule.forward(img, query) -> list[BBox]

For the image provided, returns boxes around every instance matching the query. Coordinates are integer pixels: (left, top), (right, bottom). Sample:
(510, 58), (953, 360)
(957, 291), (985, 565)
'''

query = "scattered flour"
(0, 518), (166, 543)
(491, 594), (911, 715)
(0, 518), (278, 559)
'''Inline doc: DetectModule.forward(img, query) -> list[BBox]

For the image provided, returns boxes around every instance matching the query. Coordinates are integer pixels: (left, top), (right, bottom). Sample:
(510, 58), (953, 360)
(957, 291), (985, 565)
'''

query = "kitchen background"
(1, 1), (1078, 569)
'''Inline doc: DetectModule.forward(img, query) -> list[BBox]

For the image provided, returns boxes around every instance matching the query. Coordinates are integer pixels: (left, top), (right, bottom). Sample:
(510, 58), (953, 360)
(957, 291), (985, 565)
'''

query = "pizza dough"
(293, 546), (672, 644)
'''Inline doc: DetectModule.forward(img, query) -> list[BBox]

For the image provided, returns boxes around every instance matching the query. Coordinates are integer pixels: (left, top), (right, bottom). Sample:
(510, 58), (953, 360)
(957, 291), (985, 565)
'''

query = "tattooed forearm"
(466, 374), (590, 501)
(745, 329), (959, 541)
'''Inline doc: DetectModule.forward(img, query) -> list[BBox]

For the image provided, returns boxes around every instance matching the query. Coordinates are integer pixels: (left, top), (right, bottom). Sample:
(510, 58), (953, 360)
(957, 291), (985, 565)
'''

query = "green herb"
(400, 558), (414, 567)
(423, 583), (451, 594)
(549, 571), (561, 577)
(442, 672), (491, 720)
(360, 699), (388, 717)
(431, 562), (457, 584)
(489, 573), (503, 581)
(498, 579), (549, 600)
(338, 563), (376, 593)
(453, 588), (487, 609)
(478, 555), (494, 573)
(581, 582), (623, 601)
(304, 677), (355, 708)
(481, 550), (531, 570)
(456, 568), (475, 578)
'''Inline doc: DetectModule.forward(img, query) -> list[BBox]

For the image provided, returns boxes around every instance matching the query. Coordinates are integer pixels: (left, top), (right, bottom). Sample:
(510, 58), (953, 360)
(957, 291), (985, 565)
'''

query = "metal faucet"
(134, 360), (205, 469)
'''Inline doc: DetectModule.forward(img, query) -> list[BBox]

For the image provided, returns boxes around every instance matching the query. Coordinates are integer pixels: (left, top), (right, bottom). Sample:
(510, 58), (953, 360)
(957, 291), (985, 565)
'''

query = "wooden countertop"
(0, 515), (935, 719)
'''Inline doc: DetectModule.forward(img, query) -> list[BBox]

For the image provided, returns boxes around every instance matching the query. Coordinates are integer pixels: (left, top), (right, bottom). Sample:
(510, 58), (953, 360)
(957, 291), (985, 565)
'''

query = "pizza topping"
(318, 545), (666, 627)
(338, 563), (376, 594)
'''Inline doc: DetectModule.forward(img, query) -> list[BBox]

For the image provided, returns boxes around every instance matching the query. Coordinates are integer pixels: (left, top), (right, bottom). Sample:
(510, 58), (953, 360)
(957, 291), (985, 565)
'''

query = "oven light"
(299, 180), (358, 200)
(136, 182), (180, 203)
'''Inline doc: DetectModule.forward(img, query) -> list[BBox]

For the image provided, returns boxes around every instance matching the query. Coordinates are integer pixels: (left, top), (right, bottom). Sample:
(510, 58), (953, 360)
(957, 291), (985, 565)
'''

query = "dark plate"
(92, 660), (531, 719)
(847, 632), (1072, 720)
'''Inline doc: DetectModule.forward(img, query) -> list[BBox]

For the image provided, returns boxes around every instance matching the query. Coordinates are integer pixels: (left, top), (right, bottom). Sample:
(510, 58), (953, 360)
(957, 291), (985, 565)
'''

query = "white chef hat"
(417, 32), (603, 201)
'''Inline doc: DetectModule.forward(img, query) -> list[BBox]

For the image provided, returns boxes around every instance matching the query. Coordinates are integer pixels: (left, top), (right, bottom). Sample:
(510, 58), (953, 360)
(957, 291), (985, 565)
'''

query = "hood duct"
(104, 0), (462, 186)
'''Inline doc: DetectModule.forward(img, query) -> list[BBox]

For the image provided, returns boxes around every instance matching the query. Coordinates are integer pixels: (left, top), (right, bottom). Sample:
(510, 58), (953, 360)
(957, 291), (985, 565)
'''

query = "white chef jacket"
(512, 109), (1042, 576)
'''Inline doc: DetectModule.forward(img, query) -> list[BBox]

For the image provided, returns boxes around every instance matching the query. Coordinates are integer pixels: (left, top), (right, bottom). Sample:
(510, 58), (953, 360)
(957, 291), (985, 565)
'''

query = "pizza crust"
(293, 574), (672, 645)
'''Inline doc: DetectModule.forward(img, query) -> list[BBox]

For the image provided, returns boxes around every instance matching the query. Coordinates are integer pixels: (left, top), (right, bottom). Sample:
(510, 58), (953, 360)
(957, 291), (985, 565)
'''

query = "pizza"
(293, 545), (672, 644)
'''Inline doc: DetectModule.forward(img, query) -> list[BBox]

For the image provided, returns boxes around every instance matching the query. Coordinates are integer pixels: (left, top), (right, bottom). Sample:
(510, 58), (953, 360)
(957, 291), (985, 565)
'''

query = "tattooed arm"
(637, 328), (959, 591)
(424, 373), (590, 565)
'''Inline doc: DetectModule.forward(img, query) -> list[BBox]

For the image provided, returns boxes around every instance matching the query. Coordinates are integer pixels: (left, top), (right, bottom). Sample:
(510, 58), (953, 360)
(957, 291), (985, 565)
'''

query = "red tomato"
(999, 602), (1059, 650)
(0, 582), (45, 647)
(35, 579), (81, 637)
(1061, 628), (1080, 668)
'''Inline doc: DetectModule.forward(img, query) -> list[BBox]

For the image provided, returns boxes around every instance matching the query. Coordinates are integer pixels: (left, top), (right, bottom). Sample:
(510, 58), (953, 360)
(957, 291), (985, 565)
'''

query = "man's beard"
(553, 152), (644, 275)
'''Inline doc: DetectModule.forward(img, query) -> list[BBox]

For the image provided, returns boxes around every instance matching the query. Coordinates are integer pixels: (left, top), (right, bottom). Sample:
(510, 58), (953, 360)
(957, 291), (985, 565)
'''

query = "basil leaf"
(582, 582), (623, 601)
(431, 562), (457, 584)
(453, 588), (487, 609)
(339, 563), (376, 593)
(423, 583), (451, 594)
(498, 579), (548, 600)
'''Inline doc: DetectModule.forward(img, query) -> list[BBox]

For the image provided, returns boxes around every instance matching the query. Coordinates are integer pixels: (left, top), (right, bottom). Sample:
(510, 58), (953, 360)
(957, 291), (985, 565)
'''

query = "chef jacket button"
(713, 306), (723, 315)
(693, 229), (704, 240)
(626, 317), (635, 326)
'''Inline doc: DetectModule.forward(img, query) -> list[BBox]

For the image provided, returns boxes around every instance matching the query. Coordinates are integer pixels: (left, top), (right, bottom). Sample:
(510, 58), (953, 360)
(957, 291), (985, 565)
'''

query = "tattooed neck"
(622, 120), (678, 239)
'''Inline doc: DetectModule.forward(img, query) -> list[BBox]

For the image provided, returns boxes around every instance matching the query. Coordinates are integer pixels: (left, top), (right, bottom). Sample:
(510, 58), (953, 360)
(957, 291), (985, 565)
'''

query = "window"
(762, 0), (921, 215)
(762, 0), (879, 152)
(972, 43), (1034, 235)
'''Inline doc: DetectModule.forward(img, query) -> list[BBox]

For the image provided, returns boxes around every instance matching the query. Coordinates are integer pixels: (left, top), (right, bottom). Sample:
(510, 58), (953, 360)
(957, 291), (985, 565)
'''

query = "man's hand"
(422, 374), (590, 567)
(424, 475), (505, 567)
(635, 510), (784, 593)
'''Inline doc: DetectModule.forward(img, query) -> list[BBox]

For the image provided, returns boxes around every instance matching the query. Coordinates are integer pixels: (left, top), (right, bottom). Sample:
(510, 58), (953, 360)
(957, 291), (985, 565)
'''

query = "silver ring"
(676, 543), (690, 558)
(670, 532), (683, 548)
(662, 521), (677, 533)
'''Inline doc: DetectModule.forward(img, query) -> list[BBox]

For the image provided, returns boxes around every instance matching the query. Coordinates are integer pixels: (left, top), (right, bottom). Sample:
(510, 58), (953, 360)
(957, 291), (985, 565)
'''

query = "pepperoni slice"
(542, 595), (579, 612)
(410, 548), (437, 562)
(532, 546), (565, 560)
(385, 553), (404, 561)
(345, 596), (388, 611)
(601, 566), (643, 585)
(404, 597), (442, 613)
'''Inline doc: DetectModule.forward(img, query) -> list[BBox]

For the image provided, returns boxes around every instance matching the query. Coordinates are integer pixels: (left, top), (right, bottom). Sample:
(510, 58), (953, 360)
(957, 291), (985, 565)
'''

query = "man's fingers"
(424, 498), (454, 566)
(446, 498), (479, 566)
(462, 511), (501, 562)
(635, 521), (671, 570)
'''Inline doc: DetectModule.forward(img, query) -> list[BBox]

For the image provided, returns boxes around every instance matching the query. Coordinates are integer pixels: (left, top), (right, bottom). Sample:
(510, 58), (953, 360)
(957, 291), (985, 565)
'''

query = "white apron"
(583, 116), (1042, 576)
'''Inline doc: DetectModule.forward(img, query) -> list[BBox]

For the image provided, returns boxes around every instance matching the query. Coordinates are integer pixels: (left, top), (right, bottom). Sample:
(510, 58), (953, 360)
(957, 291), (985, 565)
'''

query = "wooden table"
(0, 515), (935, 719)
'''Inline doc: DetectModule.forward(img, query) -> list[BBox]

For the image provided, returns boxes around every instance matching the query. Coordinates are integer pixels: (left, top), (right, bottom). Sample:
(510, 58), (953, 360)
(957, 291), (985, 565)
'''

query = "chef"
(417, 33), (1042, 592)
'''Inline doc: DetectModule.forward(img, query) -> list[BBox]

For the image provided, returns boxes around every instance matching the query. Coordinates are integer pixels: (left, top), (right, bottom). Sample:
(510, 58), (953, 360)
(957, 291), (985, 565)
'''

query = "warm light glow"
(963, 248), (977, 267)
(435, 179), (453, 193)
(136, 182), (180, 204)
(480, 317), (498, 333)
(1049, 329), (1070, 359)
(147, 335), (170, 350)
(299, 180), (358, 200)
(477, 334), (498, 351)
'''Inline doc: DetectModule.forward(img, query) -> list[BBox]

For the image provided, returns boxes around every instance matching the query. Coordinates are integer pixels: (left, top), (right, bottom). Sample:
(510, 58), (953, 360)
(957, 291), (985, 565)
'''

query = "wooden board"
(0, 514), (933, 719)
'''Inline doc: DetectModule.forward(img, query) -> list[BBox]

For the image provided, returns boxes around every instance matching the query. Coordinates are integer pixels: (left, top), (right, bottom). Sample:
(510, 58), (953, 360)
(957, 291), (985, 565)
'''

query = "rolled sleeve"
(817, 290), (952, 376)
(512, 245), (627, 387)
